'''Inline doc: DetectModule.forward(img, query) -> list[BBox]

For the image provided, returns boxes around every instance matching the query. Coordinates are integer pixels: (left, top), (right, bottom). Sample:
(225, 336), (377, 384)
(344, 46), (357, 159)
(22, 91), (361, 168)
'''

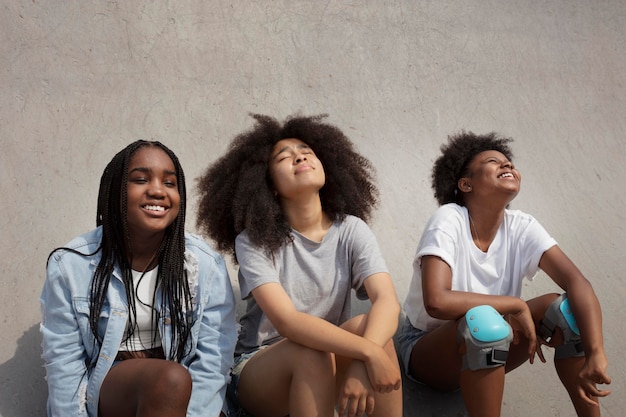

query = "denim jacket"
(40, 227), (237, 417)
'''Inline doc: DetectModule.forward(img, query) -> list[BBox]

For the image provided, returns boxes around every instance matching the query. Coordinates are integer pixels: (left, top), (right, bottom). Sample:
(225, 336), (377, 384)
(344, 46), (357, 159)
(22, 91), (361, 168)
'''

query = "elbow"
(423, 295), (448, 320)
(271, 314), (301, 340)
(372, 293), (401, 318)
(390, 298), (401, 318)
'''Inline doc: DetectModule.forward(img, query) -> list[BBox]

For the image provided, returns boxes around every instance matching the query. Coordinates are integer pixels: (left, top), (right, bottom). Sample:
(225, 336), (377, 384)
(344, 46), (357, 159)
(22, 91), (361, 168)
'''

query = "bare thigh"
(237, 315), (373, 417)
(409, 294), (562, 389)
(99, 358), (192, 417)
(240, 339), (338, 417)
(409, 319), (462, 391)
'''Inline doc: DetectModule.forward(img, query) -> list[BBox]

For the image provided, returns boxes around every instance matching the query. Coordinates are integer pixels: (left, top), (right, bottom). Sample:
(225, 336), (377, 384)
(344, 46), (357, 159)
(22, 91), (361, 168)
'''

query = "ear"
(458, 178), (472, 193)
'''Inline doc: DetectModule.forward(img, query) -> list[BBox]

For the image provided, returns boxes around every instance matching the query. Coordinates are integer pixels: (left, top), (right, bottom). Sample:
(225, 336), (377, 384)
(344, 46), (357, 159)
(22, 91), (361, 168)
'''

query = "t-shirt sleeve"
(518, 216), (558, 281)
(346, 217), (389, 300)
(414, 207), (461, 273)
(235, 231), (280, 300)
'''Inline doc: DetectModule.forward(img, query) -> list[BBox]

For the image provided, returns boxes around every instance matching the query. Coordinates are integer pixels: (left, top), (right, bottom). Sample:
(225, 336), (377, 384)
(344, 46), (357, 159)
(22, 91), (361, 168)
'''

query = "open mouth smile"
(143, 204), (166, 212)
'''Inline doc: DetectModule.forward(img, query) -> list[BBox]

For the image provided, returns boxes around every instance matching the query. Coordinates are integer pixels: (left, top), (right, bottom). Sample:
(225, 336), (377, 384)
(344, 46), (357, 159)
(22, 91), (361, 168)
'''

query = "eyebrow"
(272, 143), (310, 159)
(479, 153), (508, 162)
(129, 167), (177, 176)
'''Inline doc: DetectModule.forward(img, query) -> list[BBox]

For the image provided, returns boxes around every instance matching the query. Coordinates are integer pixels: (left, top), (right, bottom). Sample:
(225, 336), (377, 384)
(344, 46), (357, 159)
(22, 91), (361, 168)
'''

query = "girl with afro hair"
(196, 114), (402, 417)
(399, 131), (611, 417)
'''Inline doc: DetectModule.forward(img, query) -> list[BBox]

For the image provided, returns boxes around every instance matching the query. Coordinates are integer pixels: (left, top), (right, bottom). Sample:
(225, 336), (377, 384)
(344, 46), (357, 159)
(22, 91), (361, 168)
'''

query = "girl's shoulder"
(48, 227), (103, 263)
(426, 203), (466, 228)
(503, 208), (538, 229)
(435, 203), (465, 217)
(184, 232), (224, 265)
(334, 214), (371, 235)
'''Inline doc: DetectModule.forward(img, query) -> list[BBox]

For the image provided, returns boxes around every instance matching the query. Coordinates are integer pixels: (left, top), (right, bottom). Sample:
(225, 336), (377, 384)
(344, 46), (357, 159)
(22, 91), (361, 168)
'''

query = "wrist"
(360, 339), (380, 363)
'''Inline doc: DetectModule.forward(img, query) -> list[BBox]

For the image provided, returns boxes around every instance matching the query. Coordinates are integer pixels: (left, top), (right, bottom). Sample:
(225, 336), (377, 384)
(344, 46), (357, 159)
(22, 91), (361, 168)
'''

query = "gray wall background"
(1, 1), (624, 416)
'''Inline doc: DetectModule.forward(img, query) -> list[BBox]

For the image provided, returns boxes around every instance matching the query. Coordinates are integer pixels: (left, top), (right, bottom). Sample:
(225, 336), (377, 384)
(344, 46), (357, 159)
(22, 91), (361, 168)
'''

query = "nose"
(147, 181), (166, 198)
(294, 153), (307, 164)
(502, 160), (513, 169)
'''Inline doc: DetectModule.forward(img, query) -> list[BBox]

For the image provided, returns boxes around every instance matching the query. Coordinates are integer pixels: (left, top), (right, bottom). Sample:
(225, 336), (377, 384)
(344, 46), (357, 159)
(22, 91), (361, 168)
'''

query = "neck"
(280, 194), (331, 242)
(127, 234), (164, 271)
(465, 203), (504, 251)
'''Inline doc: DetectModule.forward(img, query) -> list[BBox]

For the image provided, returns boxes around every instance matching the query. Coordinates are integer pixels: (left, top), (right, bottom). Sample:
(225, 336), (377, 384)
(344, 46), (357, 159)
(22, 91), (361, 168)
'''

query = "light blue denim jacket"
(40, 227), (237, 417)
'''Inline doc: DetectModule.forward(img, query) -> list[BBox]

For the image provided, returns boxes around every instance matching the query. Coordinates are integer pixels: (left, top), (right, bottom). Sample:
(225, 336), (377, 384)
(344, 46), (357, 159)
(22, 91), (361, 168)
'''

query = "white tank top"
(118, 267), (162, 351)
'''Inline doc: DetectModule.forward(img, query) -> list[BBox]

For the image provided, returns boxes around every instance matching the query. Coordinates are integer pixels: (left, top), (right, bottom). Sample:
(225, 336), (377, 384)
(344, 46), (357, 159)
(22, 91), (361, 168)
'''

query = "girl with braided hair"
(40, 140), (237, 417)
(196, 114), (402, 417)
(398, 131), (611, 417)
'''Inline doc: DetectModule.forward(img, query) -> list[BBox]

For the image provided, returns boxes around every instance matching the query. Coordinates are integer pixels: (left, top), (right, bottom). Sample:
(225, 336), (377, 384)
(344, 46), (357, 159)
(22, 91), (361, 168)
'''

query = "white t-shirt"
(403, 203), (557, 331)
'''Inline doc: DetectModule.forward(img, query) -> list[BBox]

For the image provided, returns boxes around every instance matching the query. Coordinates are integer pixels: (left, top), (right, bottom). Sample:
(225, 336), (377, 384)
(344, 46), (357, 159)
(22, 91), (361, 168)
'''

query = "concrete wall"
(1, 1), (624, 415)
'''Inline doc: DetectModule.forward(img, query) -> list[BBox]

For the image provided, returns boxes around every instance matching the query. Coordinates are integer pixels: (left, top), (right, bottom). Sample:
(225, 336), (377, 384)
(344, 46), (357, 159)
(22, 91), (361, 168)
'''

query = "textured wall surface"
(1, 1), (624, 416)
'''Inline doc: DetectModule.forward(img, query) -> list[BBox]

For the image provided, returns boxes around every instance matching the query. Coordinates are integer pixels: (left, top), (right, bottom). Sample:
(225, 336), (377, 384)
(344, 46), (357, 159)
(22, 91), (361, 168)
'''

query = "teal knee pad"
(540, 293), (584, 359)
(458, 305), (513, 371)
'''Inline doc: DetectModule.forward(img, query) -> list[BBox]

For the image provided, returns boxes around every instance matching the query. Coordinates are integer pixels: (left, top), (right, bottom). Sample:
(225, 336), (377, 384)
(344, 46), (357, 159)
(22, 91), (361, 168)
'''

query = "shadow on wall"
(0, 324), (47, 417)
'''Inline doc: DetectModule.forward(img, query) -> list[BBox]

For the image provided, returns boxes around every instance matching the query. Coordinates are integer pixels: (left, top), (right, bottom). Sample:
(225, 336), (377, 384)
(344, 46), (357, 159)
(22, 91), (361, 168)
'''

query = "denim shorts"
(396, 316), (428, 383)
(226, 347), (267, 417)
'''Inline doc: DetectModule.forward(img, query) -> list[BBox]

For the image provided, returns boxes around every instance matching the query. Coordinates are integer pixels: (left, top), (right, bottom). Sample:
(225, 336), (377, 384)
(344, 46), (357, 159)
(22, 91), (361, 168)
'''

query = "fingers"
(338, 394), (375, 417)
(594, 369), (612, 386)
(577, 386), (604, 408)
(526, 332), (538, 364)
(535, 342), (546, 363)
(337, 395), (348, 416)
(374, 379), (400, 394)
(577, 368), (612, 407)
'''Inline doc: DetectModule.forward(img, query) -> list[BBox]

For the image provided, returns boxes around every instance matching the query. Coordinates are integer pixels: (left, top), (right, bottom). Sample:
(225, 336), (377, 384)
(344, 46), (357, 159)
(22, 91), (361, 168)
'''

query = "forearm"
(426, 290), (528, 320)
(280, 311), (382, 362)
(361, 294), (400, 346)
(422, 255), (528, 320)
(538, 246), (606, 355)
(566, 278), (605, 355)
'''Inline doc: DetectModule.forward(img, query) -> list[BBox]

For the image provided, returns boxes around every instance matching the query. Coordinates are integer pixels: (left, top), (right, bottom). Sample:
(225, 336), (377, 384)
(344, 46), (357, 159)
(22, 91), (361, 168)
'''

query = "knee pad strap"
(458, 305), (513, 371)
(540, 293), (584, 359)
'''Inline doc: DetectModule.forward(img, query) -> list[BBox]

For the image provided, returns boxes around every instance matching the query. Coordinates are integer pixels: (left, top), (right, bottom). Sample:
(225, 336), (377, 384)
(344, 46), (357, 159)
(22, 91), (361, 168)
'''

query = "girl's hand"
(577, 352), (611, 406)
(508, 304), (544, 364)
(337, 361), (375, 417)
(362, 344), (402, 393)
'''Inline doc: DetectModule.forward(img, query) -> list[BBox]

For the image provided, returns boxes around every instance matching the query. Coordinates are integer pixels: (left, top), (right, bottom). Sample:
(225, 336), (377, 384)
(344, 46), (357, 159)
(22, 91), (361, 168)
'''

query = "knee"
(145, 362), (192, 403)
(539, 293), (584, 359)
(458, 305), (512, 371)
(290, 343), (335, 380)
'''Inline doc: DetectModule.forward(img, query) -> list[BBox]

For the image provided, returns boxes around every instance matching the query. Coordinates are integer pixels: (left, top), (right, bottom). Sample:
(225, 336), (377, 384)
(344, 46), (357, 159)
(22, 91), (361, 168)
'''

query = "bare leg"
(99, 358), (192, 417)
(508, 293), (600, 417)
(409, 319), (504, 417)
(505, 293), (560, 372)
(237, 339), (336, 417)
(555, 357), (601, 417)
(336, 315), (402, 417)
(459, 367), (505, 417)
(408, 319), (461, 391)
(366, 339), (402, 417)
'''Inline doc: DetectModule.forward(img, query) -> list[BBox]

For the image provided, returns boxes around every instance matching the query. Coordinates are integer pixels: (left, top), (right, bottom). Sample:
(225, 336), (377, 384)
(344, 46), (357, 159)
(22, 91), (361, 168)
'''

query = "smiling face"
(459, 150), (521, 203)
(268, 138), (326, 201)
(125, 146), (181, 241)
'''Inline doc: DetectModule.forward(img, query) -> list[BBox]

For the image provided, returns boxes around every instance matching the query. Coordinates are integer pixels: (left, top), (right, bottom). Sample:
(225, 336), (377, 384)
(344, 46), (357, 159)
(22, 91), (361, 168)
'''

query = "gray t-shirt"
(234, 215), (388, 356)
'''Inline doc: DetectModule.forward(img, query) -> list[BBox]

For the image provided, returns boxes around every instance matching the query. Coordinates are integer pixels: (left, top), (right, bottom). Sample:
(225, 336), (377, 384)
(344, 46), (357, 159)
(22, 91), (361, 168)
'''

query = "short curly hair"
(432, 131), (514, 206)
(196, 113), (379, 262)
